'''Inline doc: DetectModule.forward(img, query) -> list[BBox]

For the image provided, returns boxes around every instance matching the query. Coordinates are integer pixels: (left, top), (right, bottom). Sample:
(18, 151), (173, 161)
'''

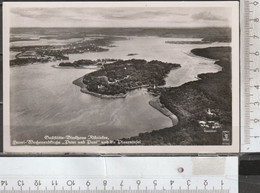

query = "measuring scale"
(241, 0), (260, 152)
(0, 157), (238, 193)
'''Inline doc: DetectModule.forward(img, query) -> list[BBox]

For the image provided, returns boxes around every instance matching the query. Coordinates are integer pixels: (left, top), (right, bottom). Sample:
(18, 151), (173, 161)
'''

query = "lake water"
(10, 36), (230, 142)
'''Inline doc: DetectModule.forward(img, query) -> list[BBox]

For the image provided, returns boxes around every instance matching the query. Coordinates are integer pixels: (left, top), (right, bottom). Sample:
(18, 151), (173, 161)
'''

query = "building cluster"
(198, 108), (222, 132)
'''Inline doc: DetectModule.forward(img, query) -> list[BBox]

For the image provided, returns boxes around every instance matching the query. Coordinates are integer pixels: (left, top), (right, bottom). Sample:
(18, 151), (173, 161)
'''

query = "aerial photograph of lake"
(3, 2), (239, 152)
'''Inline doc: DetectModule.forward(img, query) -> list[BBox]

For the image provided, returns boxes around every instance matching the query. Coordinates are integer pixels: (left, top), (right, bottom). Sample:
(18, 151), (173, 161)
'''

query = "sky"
(10, 7), (232, 28)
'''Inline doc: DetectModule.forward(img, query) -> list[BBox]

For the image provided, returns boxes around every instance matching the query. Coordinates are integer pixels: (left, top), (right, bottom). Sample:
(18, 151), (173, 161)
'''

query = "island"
(73, 59), (181, 97)
(59, 59), (97, 67)
(122, 46), (232, 145)
(58, 59), (120, 68)
(10, 48), (70, 66)
(10, 36), (126, 66)
(127, 53), (138, 56)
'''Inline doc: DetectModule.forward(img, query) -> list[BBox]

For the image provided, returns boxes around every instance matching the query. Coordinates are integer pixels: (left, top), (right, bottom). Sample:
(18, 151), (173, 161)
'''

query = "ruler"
(241, 0), (260, 152)
(0, 157), (238, 193)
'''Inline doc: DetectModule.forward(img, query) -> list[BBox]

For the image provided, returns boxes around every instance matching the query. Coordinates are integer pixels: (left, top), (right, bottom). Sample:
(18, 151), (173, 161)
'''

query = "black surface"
(239, 154), (260, 192)
(240, 176), (260, 193)
(240, 160), (260, 175)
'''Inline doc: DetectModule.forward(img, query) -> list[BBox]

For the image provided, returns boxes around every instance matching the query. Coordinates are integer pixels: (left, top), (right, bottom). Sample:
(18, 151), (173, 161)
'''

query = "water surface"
(10, 36), (230, 141)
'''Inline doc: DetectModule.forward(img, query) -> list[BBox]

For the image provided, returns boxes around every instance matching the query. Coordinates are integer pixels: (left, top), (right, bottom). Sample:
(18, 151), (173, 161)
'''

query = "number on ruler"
(136, 180), (141, 190)
(66, 180), (75, 186)
(250, 17), (259, 22)
(17, 180), (24, 187)
(103, 180), (107, 190)
(204, 180), (208, 189)
(221, 180), (224, 189)
(250, 1), (259, 5)
(52, 180), (58, 186)
(250, 51), (259, 55)
(153, 180), (157, 190)
(34, 180), (41, 187)
(187, 180), (191, 190)
(86, 180), (91, 190)
(1, 181), (8, 186)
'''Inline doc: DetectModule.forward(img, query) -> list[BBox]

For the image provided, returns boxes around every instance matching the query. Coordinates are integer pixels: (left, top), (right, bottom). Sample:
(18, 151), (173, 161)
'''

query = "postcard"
(3, 1), (239, 153)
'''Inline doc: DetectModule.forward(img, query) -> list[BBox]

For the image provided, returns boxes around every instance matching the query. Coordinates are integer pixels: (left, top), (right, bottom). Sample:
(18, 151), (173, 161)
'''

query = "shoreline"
(74, 76), (179, 125)
(125, 46), (232, 145)
(184, 51), (217, 62)
(149, 97), (179, 126)
(73, 77), (127, 99)
(81, 87), (127, 99)
(52, 64), (98, 70)
(73, 76), (180, 125)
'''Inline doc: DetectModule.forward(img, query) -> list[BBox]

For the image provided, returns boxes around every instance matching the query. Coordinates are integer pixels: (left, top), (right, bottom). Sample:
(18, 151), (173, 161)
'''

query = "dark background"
(240, 154), (260, 192)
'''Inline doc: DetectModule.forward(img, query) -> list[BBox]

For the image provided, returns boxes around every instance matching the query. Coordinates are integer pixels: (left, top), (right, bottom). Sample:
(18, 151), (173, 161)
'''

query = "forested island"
(58, 59), (119, 67)
(77, 59), (180, 96)
(59, 59), (97, 67)
(10, 36), (125, 66)
(120, 47), (232, 145)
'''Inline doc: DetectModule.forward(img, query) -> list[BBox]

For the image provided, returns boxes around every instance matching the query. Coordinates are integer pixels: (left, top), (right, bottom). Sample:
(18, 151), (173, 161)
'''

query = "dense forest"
(83, 59), (180, 95)
(122, 47), (232, 145)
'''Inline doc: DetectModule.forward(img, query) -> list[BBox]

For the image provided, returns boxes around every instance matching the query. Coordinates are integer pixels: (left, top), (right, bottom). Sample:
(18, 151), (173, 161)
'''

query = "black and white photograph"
(3, 2), (239, 153)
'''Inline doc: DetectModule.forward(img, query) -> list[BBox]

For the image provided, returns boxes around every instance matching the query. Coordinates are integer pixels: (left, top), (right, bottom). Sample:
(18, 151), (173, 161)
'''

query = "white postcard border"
(3, 1), (239, 154)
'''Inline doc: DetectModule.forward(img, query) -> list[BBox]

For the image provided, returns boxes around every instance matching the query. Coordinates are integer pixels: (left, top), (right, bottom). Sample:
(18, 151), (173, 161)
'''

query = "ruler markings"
(242, 0), (260, 149)
(242, 0), (253, 149)
(0, 190), (230, 193)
